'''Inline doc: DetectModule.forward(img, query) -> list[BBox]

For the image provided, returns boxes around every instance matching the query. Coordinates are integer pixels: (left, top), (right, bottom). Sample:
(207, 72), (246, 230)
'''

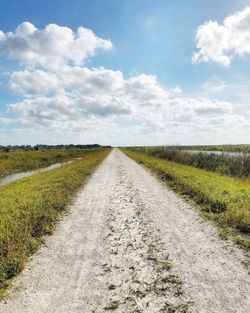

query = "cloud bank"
(0, 22), (249, 145)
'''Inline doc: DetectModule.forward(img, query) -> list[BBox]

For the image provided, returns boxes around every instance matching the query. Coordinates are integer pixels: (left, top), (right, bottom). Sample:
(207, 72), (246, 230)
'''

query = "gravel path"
(0, 149), (249, 313)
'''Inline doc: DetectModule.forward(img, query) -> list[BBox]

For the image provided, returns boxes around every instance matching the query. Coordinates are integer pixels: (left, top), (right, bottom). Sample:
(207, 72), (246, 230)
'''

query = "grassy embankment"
(0, 149), (110, 297)
(135, 146), (250, 178)
(0, 148), (99, 179)
(122, 149), (250, 250)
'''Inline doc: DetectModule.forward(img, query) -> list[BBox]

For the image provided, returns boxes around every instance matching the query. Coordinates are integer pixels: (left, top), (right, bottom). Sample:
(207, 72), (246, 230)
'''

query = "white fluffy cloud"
(0, 22), (112, 67)
(1, 21), (249, 145)
(8, 66), (235, 132)
(9, 94), (131, 122)
(192, 6), (250, 65)
(8, 66), (124, 97)
(8, 67), (171, 121)
(9, 70), (60, 96)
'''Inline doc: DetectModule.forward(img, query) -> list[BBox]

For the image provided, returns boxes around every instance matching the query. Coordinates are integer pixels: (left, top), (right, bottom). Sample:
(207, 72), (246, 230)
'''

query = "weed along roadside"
(0, 148), (110, 297)
(122, 148), (250, 250)
(134, 146), (250, 178)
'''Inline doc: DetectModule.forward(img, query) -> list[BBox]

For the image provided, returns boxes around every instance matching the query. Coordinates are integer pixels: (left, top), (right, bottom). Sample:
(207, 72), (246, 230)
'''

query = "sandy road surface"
(0, 149), (249, 313)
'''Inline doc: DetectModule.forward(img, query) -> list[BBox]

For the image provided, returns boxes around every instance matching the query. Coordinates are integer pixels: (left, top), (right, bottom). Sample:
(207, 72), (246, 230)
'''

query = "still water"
(0, 161), (73, 185)
(184, 150), (250, 157)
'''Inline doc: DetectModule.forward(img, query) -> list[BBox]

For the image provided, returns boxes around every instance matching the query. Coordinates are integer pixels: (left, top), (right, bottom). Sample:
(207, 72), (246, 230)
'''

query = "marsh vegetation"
(134, 146), (250, 178)
(0, 148), (102, 179)
(170, 144), (250, 154)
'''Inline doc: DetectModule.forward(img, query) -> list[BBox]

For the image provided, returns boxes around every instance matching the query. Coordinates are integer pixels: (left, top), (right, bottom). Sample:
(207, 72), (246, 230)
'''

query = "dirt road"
(0, 149), (249, 313)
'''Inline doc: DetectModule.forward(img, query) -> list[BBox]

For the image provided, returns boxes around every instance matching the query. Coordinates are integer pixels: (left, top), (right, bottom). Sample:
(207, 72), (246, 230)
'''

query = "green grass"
(0, 149), (110, 297)
(122, 149), (250, 249)
(0, 148), (99, 179)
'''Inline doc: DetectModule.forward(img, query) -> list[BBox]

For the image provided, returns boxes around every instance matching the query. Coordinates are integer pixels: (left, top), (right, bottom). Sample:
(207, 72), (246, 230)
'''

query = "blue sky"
(0, 0), (250, 145)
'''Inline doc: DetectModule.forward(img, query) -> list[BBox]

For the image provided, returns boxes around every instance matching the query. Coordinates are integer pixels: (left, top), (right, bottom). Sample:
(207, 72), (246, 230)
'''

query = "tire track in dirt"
(94, 165), (192, 312)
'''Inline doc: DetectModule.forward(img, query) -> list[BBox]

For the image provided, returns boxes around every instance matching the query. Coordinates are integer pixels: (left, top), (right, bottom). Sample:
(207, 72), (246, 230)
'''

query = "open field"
(0, 149), (109, 297)
(134, 146), (250, 178)
(0, 149), (249, 313)
(122, 148), (250, 249)
(0, 148), (101, 179)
